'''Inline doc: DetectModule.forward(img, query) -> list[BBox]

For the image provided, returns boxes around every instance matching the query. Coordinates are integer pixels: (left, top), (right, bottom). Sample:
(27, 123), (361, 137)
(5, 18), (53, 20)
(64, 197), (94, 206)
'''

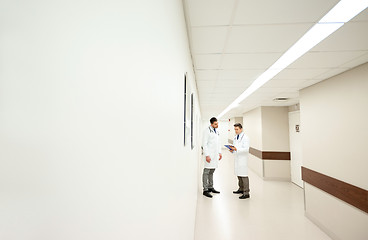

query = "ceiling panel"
(263, 79), (307, 88)
(233, 0), (339, 25)
(187, 0), (236, 27)
(184, 0), (368, 119)
(225, 24), (313, 53)
(197, 81), (217, 88)
(195, 54), (222, 69)
(191, 26), (228, 54)
(312, 68), (349, 81)
(351, 8), (368, 22)
(339, 52), (368, 68)
(221, 53), (281, 69)
(218, 69), (263, 80)
(312, 22), (368, 51)
(273, 68), (329, 80)
(195, 70), (219, 80)
(298, 79), (324, 89)
(288, 51), (368, 69)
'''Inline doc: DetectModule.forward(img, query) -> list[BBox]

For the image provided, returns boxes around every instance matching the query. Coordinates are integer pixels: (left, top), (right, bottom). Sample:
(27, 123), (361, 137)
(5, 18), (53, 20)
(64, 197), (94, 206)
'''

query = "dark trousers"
(238, 176), (250, 194)
(203, 168), (215, 191)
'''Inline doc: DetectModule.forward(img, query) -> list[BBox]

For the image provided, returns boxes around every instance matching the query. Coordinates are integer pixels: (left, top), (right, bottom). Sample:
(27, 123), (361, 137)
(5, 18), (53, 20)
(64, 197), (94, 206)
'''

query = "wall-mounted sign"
(295, 124), (300, 133)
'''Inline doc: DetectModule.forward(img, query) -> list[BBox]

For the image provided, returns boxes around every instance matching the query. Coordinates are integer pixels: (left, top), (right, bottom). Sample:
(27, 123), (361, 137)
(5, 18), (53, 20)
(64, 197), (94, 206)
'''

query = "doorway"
(288, 111), (303, 188)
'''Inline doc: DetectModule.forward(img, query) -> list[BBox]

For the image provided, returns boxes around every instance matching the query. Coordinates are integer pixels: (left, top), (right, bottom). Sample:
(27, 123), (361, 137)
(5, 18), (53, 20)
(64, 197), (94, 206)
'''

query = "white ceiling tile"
(233, 0), (338, 25)
(221, 53), (281, 69)
(194, 54), (222, 69)
(339, 52), (368, 68)
(191, 27), (228, 54)
(289, 51), (367, 69)
(273, 91), (300, 99)
(186, 0), (236, 27)
(195, 70), (219, 80)
(298, 79), (324, 90)
(226, 24), (313, 53)
(273, 68), (329, 80)
(197, 81), (216, 88)
(218, 69), (264, 80)
(187, 0), (368, 120)
(263, 79), (307, 88)
(350, 7), (368, 22)
(312, 68), (349, 81)
(312, 22), (368, 52)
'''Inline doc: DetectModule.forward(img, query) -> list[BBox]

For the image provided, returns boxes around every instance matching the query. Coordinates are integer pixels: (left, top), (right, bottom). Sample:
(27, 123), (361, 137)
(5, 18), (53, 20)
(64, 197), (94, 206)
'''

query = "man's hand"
(206, 156), (211, 163)
(230, 146), (237, 151)
(219, 153), (222, 161)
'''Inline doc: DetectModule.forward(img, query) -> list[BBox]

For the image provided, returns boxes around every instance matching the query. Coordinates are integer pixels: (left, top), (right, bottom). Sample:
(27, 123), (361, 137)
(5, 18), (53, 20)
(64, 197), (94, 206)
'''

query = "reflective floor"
(194, 150), (331, 240)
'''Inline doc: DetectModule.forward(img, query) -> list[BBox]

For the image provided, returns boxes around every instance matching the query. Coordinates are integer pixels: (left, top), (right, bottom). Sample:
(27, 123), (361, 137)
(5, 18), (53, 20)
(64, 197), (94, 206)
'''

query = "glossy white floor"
(194, 150), (331, 240)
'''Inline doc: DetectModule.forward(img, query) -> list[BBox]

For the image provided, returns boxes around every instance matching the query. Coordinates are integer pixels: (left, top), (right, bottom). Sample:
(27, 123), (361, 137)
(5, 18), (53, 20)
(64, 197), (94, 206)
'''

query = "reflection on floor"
(194, 150), (331, 240)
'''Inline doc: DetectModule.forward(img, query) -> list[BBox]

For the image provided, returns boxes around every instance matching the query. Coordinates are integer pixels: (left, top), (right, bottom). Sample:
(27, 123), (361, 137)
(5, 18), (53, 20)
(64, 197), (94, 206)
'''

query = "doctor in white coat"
(229, 123), (250, 199)
(202, 117), (222, 198)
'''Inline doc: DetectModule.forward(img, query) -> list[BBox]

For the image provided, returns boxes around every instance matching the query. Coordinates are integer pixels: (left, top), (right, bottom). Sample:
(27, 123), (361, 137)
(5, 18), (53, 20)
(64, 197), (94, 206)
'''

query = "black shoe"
(239, 193), (250, 199)
(203, 191), (213, 198)
(233, 190), (243, 194)
(209, 188), (220, 194)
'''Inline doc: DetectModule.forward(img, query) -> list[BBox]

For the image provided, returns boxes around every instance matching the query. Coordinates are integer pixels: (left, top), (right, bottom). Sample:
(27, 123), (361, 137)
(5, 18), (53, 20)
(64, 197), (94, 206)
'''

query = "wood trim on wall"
(302, 167), (368, 214)
(249, 147), (290, 160)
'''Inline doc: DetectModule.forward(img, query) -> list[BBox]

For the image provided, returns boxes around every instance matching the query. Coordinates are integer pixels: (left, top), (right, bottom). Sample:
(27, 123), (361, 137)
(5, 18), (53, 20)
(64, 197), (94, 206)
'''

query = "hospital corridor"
(0, 0), (367, 240)
(194, 150), (331, 240)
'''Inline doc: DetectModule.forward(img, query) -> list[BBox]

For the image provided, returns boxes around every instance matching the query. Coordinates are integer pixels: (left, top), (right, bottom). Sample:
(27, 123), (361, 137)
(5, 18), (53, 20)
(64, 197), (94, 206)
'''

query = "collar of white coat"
(209, 125), (216, 132)
(235, 131), (244, 139)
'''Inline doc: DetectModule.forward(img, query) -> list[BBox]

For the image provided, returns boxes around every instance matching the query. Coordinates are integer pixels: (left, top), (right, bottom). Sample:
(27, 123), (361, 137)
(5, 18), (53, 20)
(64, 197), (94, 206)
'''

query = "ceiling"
(183, 0), (368, 120)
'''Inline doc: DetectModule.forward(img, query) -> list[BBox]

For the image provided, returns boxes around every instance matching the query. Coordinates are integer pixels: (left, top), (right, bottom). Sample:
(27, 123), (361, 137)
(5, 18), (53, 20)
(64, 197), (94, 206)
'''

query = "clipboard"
(224, 145), (234, 150)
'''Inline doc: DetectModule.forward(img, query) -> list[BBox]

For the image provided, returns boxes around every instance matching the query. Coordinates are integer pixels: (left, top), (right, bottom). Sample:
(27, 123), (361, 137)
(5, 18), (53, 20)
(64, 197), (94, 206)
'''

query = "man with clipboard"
(228, 123), (250, 199)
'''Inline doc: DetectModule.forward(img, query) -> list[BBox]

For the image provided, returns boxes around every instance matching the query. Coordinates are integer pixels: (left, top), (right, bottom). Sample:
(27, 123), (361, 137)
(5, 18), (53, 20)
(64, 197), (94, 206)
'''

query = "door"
(288, 111), (303, 188)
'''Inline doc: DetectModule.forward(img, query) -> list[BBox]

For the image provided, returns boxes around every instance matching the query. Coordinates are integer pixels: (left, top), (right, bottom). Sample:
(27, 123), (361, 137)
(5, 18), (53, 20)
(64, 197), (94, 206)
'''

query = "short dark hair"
(210, 117), (218, 124)
(234, 123), (242, 129)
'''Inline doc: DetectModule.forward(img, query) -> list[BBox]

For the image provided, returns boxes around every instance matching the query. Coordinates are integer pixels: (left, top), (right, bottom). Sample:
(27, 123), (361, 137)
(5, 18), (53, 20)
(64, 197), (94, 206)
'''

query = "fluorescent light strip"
(320, 0), (368, 23)
(217, 0), (368, 119)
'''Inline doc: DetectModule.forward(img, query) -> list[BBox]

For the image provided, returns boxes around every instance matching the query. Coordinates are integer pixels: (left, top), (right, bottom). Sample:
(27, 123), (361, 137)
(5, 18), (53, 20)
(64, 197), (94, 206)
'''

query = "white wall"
(243, 107), (262, 150)
(218, 120), (229, 147)
(243, 108), (263, 177)
(261, 107), (290, 152)
(243, 107), (290, 180)
(228, 118), (235, 142)
(0, 1), (201, 239)
(300, 63), (368, 240)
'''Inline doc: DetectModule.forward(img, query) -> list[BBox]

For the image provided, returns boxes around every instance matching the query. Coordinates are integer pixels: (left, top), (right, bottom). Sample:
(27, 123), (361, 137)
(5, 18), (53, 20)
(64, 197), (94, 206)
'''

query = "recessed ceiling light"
(273, 97), (289, 102)
(217, 0), (368, 119)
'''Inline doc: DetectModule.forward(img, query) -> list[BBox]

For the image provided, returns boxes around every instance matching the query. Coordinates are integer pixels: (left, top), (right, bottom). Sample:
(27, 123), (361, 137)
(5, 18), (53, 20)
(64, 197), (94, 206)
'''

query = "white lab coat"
(202, 126), (222, 169)
(232, 132), (249, 177)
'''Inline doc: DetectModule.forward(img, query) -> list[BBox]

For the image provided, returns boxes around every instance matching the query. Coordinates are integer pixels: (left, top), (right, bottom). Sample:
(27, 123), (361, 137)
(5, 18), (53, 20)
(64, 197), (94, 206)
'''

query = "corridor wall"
(300, 63), (368, 240)
(0, 0), (201, 239)
(243, 106), (291, 180)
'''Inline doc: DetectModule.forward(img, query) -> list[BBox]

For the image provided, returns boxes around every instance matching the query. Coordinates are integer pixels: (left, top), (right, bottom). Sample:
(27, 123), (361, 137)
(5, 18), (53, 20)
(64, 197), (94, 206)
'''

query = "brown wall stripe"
(302, 167), (368, 214)
(249, 147), (290, 160)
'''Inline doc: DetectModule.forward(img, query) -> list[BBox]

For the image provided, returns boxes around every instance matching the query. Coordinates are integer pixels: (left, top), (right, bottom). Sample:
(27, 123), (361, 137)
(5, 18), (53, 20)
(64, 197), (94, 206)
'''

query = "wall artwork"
(191, 93), (194, 150)
(184, 73), (187, 146)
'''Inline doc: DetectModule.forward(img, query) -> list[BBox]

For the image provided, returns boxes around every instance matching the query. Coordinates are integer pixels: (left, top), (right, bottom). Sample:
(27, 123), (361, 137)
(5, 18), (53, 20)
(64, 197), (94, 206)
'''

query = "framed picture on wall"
(191, 93), (194, 150)
(184, 73), (187, 146)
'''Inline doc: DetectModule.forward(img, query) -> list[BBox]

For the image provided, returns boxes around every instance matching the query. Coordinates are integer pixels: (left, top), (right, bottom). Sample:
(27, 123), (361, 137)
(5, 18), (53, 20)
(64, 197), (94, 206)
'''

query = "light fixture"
(217, 0), (368, 119)
(273, 97), (289, 102)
